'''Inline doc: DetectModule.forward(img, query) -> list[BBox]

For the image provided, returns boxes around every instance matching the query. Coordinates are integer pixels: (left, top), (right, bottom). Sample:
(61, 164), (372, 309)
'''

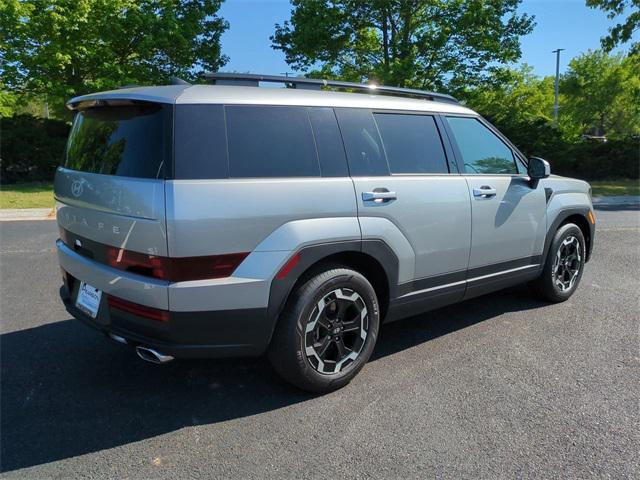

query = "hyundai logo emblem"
(71, 180), (83, 197)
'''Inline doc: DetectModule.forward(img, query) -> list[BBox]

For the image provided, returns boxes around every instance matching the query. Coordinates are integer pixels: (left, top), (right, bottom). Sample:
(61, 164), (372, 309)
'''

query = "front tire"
(529, 223), (586, 302)
(268, 266), (380, 393)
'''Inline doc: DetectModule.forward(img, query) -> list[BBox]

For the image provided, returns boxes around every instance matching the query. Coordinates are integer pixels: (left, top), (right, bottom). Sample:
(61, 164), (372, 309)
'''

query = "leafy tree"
(459, 66), (566, 158)
(586, 0), (640, 53)
(271, 0), (535, 90)
(460, 65), (555, 124)
(0, 88), (16, 117)
(1, 0), (229, 116)
(561, 50), (640, 137)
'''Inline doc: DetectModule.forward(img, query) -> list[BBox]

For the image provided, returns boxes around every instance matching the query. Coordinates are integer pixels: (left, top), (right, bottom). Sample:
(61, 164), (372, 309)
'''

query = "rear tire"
(268, 266), (380, 393)
(529, 223), (586, 302)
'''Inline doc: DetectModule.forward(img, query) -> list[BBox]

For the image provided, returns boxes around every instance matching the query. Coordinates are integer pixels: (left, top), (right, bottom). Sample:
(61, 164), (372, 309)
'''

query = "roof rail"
(204, 72), (459, 104)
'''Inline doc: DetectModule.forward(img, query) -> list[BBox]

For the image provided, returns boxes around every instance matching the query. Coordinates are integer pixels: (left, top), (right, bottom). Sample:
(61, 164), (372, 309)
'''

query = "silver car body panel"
(55, 168), (168, 256)
(169, 216), (363, 312)
(165, 177), (359, 257)
(353, 175), (472, 282)
(463, 175), (547, 268)
(542, 176), (593, 232)
(358, 217), (416, 283)
(165, 177), (360, 312)
(69, 84), (475, 114)
(57, 241), (169, 309)
(55, 168), (171, 310)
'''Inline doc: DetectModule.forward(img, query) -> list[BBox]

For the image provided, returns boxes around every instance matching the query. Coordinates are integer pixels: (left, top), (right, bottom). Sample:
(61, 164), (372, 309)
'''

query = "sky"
(218, 0), (635, 79)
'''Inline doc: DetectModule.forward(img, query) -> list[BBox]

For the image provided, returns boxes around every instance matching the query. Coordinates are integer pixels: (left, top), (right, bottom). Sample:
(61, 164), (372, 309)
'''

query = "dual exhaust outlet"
(108, 333), (174, 364)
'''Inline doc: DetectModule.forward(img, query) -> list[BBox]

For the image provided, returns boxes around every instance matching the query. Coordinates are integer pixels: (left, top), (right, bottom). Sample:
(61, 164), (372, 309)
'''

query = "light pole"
(552, 48), (565, 126)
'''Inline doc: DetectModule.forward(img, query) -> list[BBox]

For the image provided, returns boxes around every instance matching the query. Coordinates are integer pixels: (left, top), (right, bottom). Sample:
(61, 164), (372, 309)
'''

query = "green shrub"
(564, 137), (640, 180)
(0, 115), (70, 184)
(488, 116), (639, 180)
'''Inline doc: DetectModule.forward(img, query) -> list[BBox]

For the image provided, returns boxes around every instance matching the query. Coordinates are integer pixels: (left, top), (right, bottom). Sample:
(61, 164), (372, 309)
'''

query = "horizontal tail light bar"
(105, 246), (249, 282)
(107, 295), (169, 322)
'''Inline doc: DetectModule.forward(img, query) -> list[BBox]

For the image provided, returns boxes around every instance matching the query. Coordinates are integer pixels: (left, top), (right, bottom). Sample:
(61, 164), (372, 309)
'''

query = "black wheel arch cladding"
(266, 239), (398, 347)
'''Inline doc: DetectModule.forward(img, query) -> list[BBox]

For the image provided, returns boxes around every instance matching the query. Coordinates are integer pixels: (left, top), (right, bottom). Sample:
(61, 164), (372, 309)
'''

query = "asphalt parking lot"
(1, 206), (638, 479)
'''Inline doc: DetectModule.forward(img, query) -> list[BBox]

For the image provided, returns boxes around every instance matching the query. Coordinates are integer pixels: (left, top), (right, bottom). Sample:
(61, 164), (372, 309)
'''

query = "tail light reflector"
(107, 295), (169, 322)
(276, 253), (300, 280)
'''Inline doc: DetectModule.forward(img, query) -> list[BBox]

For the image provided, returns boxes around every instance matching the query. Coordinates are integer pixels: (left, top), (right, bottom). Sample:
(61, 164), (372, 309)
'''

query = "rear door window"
(65, 103), (169, 178)
(373, 113), (449, 174)
(446, 117), (517, 174)
(226, 105), (320, 177)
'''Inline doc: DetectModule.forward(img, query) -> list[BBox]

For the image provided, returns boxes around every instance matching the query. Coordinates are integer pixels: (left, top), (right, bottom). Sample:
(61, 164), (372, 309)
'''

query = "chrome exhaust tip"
(135, 346), (174, 364)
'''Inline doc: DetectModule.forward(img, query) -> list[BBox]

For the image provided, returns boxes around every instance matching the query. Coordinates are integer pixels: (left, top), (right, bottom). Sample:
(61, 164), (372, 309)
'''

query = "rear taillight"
(106, 247), (167, 280)
(59, 227), (71, 246)
(107, 295), (169, 322)
(105, 246), (249, 282)
(162, 253), (251, 282)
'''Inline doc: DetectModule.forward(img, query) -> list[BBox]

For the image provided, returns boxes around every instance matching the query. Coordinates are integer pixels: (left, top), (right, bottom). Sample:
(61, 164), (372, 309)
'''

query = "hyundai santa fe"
(55, 73), (595, 392)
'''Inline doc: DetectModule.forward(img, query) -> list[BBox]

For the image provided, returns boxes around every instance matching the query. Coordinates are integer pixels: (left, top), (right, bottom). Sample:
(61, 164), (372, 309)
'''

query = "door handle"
(362, 190), (397, 203)
(473, 186), (497, 197)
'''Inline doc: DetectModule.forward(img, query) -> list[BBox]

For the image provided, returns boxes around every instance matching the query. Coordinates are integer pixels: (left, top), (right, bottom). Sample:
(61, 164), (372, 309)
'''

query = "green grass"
(590, 179), (640, 197)
(0, 182), (54, 209)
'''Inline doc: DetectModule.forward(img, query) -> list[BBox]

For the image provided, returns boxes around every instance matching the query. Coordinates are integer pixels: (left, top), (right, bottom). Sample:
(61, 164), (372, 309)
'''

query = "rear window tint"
(65, 104), (168, 178)
(374, 113), (449, 174)
(308, 107), (349, 177)
(174, 104), (228, 179)
(334, 108), (389, 176)
(226, 106), (320, 178)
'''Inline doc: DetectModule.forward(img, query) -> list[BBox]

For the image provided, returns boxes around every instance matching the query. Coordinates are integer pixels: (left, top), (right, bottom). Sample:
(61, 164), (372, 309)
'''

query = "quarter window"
(447, 117), (517, 174)
(226, 106), (320, 178)
(374, 113), (448, 174)
(174, 104), (228, 179)
(334, 108), (389, 176)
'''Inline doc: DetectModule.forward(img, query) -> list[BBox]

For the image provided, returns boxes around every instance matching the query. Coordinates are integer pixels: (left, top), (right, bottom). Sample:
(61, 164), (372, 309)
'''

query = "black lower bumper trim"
(60, 286), (270, 359)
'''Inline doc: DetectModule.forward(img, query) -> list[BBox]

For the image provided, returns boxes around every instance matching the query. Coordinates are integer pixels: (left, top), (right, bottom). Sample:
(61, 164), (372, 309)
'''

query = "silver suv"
(55, 73), (595, 392)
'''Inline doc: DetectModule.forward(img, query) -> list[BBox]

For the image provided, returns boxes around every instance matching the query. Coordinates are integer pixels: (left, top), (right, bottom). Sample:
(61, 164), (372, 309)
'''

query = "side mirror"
(528, 156), (550, 187)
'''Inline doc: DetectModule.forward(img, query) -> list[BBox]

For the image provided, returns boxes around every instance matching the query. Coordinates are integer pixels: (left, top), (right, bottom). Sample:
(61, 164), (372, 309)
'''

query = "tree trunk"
(382, 10), (389, 71)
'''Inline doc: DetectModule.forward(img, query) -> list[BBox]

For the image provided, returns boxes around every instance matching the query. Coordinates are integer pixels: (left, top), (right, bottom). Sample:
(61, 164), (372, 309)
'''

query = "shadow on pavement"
(1, 286), (543, 472)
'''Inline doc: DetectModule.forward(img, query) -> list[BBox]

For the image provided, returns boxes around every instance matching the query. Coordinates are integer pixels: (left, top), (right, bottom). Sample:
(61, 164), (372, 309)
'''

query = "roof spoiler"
(204, 72), (459, 104)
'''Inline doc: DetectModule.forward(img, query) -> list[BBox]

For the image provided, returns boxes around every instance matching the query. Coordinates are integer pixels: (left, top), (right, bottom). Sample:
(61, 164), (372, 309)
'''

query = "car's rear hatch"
(56, 101), (170, 255)
(56, 98), (174, 310)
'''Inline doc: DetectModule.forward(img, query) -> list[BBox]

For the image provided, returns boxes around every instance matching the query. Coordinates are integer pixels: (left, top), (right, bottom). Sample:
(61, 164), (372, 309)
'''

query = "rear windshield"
(65, 104), (168, 179)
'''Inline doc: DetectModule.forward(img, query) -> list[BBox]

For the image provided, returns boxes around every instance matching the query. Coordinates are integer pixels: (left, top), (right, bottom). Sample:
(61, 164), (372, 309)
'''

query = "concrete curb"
(0, 208), (56, 222)
(592, 195), (640, 206)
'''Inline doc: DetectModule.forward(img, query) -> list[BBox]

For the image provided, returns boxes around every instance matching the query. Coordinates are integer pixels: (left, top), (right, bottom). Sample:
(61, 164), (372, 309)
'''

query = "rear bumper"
(60, 285), (271, 359)
(57, 237), (280, 358)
